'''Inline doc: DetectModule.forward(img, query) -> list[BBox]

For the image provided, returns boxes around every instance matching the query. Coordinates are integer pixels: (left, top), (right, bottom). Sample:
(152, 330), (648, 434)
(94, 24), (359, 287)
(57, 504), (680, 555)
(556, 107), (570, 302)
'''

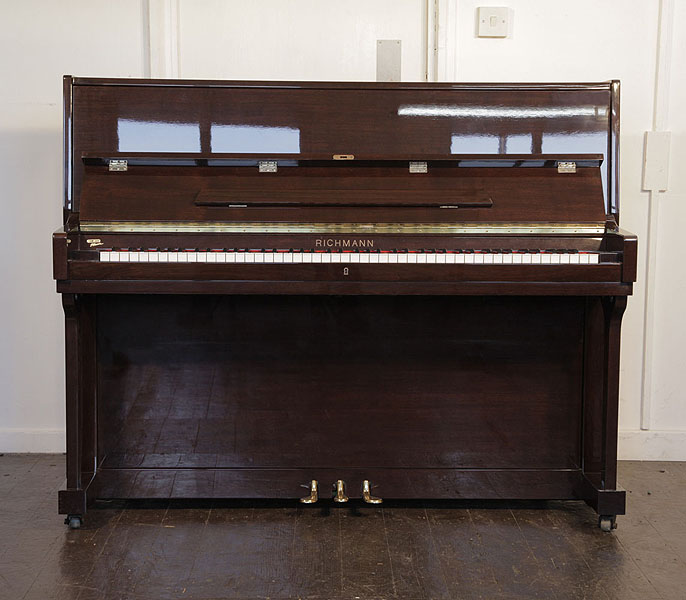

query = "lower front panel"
(96, 295), (585, 499)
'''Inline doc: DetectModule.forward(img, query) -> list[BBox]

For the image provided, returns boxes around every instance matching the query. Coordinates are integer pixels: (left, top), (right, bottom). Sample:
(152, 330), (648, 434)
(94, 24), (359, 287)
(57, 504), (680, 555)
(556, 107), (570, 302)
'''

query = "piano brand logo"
(316, 238), (374, 248)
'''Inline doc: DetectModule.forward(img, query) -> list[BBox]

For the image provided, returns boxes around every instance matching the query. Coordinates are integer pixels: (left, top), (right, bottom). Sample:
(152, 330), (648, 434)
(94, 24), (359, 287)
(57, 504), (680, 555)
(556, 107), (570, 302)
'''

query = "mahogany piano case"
(53, 78), (636, 531)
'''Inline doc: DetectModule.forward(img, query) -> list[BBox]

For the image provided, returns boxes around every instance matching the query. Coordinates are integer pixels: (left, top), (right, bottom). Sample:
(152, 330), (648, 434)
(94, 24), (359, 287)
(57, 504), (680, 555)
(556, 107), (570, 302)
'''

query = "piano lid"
(66, 78), (619, 225)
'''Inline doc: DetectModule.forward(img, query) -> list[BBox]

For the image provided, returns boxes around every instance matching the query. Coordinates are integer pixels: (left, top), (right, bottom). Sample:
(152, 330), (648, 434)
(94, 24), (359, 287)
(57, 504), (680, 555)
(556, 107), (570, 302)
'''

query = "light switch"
(477, 7), (509, 38)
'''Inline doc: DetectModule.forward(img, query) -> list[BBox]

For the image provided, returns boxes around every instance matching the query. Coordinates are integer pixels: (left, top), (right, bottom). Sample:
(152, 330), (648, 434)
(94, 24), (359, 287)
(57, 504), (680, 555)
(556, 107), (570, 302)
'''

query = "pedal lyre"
(333, 479), (349, 503)
(300, 480), (319, 504)
(361, 480), (383, 504)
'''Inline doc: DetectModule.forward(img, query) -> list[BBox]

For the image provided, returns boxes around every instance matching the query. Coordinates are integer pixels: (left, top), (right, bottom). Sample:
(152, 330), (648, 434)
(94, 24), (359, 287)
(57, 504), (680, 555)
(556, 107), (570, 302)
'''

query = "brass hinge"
(108, 159), (128, 172)
(258, 160), (278, 173)
(409, 161), (428, 173)
(557, 161), (577, 173)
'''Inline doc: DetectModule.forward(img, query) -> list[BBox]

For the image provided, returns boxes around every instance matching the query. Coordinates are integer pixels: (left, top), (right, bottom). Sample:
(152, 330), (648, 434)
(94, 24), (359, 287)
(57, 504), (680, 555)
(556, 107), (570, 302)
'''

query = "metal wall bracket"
(409, 161), (428, 173)
(108, 159), (128, 172)
(557, 161), (577, 173)
(258, 161), (278, 173)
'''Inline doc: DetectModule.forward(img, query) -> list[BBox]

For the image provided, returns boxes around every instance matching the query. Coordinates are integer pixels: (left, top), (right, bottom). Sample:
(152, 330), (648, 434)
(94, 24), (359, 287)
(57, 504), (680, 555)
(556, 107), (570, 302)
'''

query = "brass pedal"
(361, 480), (383, 504)
(300, 480), (319, 504)
(333, 479), (349, 503)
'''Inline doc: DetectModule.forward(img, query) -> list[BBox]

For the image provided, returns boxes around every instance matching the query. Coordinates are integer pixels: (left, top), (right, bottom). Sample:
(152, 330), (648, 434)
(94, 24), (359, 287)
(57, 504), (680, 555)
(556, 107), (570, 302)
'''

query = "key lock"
(299, 479), (382, 504)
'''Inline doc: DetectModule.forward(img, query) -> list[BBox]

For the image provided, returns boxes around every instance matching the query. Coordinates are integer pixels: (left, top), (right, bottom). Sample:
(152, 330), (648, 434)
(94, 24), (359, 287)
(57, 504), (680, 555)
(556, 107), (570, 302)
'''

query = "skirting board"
(0, 429), (65, 453)
(1, 429), (685, 460)
(618, 430), (686, 461)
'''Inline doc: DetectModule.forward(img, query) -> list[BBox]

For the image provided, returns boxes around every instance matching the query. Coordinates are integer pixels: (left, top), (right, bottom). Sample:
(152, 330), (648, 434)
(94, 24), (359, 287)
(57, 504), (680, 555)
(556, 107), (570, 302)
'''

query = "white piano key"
(388, 253), (398, 263)
(426, 253), (436, 264)
(370, 253), (379, 264)
(207, 252), (217, 263)
(158, 252), (168, 263)
(129, 252), (139, 262)
(360, 253), (370, 263)
(283, 253), (293, 263)
(196, 252), (207, 263)
(312, 253), (322, 263)
(178, 252), (188, 263)
(167, 252), (178, 262)
(570, 254), (580, 264)
(503, 254), (513, 264)
(265, 252), (274, 263)
(580, 254), (590, 264)
(550, 254), (560, 264)
(494, 254), (503, 264)
(119, 252), (130, 262)
(253, 252), (264, 262)
(225, 252), (236, 263)
(590, 253), (599, 264)
(483, 254), (494, 264)
(398, 254), (409, 264)
(474, 254), (484, 264)
(512, 254), (522, 264)
(436, 253), (446, 264)
(561, 254), (570, 264)
(293, 253), (302, 263)
(541, 254), (551, 264)
(522, 254), (532, 264)
(100, 252), (110, 262)
(216, 252), (226, 263)
(350, 253), (360, 263)
(531, 254), (542, 264)
(149, 252), (159, 263)
(187, 252), (197, 263)
(464, 254), (475, 264)
(455, 254), (465, 264)
(245, 252), (255, 263)
(408, 253), (417, 264)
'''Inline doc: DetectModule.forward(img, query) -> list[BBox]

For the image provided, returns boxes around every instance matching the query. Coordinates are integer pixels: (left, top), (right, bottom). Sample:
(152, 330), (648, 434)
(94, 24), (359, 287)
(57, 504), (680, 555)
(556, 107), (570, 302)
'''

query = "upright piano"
(54, 77), (636, 531)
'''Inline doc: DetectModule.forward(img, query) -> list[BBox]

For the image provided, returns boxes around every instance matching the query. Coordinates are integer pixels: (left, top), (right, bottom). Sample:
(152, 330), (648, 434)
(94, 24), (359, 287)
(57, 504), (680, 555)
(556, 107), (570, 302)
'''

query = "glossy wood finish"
(79, 164), (606, 225)
(54, 78), (636, 525)
(3, 455), (686, 600)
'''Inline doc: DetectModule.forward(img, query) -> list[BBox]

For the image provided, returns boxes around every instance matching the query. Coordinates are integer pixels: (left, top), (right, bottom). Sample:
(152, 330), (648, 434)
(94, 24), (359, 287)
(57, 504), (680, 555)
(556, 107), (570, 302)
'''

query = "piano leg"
(58, 294), (97, 527)
(578, 295), (628, 529)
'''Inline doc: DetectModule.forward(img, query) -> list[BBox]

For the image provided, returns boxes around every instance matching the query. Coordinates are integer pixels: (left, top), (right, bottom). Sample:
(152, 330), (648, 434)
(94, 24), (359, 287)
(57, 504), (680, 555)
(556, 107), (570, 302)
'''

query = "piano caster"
(300, 480), (319, 504)
(361, 480), (383, 504)
(599, 515), (616, 532)
(65, 515), (82, 529)
(333, 479), (349, 503)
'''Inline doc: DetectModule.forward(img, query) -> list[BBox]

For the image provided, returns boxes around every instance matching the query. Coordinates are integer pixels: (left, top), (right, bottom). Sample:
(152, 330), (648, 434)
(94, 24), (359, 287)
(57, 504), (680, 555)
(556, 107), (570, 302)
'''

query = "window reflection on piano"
(210, 124), (300, 153)
(117, 119), (201, 152)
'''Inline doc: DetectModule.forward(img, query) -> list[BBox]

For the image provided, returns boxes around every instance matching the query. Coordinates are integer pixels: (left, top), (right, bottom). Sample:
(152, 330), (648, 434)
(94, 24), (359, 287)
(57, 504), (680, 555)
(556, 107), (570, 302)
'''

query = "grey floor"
(1, 456), (685, 600)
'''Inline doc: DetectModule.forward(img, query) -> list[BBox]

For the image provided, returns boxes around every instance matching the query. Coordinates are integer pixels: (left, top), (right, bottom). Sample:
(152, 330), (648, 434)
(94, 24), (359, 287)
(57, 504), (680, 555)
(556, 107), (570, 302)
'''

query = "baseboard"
(0, 428), (65, 453)
(2, 428), (684, 459)
(618, 430), (686, 461)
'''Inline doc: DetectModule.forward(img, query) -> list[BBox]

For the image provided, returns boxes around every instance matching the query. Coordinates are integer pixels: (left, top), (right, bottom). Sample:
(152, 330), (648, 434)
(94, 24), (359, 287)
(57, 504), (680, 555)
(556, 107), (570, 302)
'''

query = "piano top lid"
(66, 78), (619, 223)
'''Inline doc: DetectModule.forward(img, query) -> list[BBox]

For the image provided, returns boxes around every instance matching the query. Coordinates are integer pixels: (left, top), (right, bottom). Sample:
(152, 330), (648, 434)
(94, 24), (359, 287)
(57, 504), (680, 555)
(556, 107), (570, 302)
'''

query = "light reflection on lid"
(398, 106), (606, 118)
(211, 125), (300, 153)
(117, 119), (200, 152)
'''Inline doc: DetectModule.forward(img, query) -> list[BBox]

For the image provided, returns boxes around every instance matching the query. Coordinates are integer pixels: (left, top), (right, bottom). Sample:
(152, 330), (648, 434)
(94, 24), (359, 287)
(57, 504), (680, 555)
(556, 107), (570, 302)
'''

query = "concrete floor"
(1, 455), (685, 600)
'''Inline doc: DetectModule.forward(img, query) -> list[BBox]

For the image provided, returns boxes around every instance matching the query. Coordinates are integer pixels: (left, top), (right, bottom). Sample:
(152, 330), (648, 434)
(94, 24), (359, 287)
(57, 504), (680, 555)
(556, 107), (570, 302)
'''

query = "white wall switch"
(477, 7), (509, 38)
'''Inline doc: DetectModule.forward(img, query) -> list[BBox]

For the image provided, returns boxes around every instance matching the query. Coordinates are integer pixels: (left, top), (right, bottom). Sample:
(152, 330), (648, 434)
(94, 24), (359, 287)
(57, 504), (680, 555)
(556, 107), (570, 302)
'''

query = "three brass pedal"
(299, 479), (382, 504)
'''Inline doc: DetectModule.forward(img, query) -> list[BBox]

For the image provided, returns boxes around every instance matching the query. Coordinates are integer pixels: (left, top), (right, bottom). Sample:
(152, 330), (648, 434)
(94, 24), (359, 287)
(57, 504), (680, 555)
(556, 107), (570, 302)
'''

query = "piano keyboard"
(99, 249), (601, 265)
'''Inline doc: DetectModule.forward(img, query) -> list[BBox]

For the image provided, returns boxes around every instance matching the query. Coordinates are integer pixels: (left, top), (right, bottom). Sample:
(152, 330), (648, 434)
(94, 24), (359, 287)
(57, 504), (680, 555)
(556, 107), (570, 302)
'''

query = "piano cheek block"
(55, 77), (634, 530)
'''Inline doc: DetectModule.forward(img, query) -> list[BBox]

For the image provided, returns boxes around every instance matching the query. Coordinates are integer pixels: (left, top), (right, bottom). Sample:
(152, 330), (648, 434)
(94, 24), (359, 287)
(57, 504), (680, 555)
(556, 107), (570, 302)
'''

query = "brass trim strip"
(80, 221), (606, 235)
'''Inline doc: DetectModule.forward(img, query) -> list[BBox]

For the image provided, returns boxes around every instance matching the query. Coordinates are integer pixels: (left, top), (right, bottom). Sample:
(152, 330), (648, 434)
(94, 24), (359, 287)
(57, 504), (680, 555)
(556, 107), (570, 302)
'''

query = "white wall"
(0, 0), (683, 458)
